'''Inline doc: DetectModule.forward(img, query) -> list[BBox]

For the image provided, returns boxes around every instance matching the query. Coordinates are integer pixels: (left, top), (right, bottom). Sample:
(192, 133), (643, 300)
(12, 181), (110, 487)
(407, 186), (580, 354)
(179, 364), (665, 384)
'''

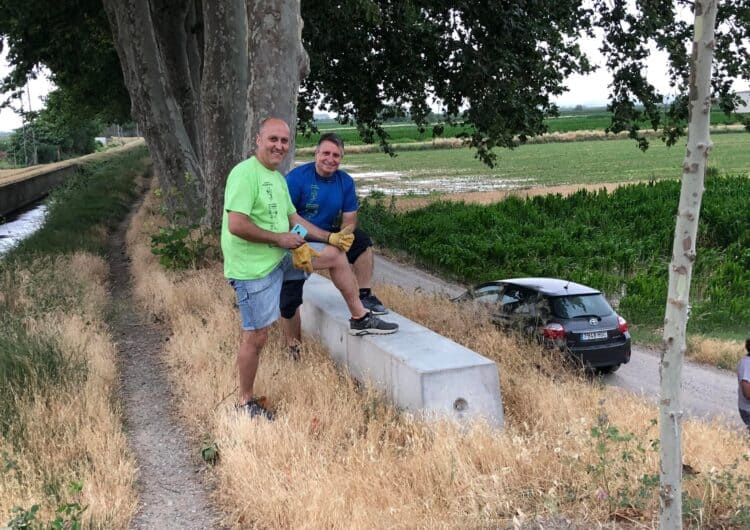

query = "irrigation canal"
(0, 201), (47, 257)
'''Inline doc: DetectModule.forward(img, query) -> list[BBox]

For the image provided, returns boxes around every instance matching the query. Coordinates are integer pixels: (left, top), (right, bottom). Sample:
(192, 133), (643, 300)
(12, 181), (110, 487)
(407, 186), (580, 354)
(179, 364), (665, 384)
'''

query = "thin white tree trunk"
(659, 1), (719, 528)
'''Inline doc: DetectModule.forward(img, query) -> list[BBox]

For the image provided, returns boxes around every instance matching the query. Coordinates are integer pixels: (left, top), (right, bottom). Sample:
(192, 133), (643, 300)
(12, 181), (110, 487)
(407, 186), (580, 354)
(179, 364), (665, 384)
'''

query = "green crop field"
(296, 109), (748, 146)
(299, 132), (750, 190)
(359, 175), (750, 334)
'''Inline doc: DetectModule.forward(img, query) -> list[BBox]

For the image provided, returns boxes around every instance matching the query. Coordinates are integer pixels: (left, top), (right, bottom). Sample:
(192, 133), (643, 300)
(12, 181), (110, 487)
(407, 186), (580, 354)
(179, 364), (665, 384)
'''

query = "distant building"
(738, 91), (750, 113)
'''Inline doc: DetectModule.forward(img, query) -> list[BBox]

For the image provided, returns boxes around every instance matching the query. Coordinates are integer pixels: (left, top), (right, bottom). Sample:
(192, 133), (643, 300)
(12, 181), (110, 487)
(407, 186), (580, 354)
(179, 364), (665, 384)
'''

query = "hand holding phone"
(291, 223), (308, 238)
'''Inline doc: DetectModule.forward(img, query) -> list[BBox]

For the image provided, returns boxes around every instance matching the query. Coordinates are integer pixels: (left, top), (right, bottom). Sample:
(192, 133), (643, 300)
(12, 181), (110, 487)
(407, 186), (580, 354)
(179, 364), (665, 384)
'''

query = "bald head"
(255, 118), (291, 170)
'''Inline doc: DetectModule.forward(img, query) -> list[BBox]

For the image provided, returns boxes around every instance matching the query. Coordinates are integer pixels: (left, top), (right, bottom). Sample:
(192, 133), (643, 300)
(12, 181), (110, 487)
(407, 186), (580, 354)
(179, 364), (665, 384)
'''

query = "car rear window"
(551, 294), (613, 319)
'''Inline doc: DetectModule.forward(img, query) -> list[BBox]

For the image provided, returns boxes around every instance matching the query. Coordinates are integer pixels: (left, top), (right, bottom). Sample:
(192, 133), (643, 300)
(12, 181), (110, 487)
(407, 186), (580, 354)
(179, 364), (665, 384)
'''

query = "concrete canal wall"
(0, 164), (79, 217)
(0, 138), (146, 217)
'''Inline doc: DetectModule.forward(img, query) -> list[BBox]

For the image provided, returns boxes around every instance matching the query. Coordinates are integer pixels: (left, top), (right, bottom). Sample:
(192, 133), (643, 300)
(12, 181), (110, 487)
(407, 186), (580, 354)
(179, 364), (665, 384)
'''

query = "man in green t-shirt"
(221, 117), (398, 420)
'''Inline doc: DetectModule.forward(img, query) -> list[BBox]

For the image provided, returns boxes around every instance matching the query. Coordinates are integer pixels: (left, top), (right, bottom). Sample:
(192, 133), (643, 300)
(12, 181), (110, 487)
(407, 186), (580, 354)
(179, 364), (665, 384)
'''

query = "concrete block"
(300, 274), (504, 428)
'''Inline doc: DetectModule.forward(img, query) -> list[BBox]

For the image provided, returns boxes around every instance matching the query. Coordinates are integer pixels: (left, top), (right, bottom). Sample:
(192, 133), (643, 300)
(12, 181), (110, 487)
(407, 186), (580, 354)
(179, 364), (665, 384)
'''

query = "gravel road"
(374, 254), (744, 430)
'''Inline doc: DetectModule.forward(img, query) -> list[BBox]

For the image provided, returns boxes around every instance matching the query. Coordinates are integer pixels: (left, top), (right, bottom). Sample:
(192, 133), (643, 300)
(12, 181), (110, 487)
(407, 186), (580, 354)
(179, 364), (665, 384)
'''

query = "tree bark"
(103, 0), (205, 220)
(201, 0), (249, 226)
(659, 2), (719, 528)
(245, 0), (309, 172)
(102, 0), (308, 227)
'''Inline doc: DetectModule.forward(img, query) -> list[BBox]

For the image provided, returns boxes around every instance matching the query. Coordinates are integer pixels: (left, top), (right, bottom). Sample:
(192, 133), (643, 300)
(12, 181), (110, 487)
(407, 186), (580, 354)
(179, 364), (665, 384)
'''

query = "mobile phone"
(291, 223), (308, 238)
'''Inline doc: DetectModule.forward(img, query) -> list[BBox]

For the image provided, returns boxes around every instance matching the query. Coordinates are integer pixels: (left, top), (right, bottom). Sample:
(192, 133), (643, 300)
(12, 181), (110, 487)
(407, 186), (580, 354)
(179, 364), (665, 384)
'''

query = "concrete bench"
(300, 274), (504, 428)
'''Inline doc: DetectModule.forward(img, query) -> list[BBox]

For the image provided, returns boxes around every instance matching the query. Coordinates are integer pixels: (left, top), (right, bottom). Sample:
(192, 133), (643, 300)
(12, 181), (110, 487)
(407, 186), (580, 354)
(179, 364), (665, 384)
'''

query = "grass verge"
(0, 146), (149, 528)
(127, 185), (750, 528)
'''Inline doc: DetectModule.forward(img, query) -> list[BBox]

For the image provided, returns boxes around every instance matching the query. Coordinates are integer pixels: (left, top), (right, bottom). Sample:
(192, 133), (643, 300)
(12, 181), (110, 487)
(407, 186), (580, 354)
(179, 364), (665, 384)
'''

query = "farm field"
(359, 175), (750, 340)
(296, 109), (748, 147)
(295, 132), (750, 196)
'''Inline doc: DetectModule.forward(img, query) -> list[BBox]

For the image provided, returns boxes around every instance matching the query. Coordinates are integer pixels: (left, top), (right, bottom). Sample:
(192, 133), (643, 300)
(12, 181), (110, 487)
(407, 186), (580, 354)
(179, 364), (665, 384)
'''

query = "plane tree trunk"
(659, 1), (719, 528)
(102, 0), (308, 227)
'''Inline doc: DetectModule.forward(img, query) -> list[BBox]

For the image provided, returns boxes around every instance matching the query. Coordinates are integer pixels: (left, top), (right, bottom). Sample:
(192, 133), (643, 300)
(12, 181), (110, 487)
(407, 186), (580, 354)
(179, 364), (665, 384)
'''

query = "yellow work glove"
(291, 243), (321, 273)
(328, 225), (355, 252)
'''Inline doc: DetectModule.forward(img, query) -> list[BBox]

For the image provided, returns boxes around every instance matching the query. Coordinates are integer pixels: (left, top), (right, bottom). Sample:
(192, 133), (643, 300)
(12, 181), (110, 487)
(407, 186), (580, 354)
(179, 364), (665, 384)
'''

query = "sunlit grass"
(0, 149), (149, 528)
(126, 185), (750, 529)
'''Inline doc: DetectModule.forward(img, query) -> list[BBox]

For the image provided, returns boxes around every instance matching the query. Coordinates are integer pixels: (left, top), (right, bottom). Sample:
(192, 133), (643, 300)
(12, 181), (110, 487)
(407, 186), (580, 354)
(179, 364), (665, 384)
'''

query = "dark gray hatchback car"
(454, 277), (631, 372)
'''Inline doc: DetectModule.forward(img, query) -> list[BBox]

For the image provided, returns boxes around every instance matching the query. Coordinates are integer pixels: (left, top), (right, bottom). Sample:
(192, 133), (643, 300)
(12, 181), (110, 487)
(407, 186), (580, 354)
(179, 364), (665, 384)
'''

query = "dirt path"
(108, 198), (221, 530)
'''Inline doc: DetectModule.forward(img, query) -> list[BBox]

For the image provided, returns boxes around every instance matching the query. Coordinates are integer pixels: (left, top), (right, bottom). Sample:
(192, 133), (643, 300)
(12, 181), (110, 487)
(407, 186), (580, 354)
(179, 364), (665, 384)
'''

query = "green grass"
(0, 146), (150, 438)
(320, 132), (750, 188)
(297, 122), (472, 147)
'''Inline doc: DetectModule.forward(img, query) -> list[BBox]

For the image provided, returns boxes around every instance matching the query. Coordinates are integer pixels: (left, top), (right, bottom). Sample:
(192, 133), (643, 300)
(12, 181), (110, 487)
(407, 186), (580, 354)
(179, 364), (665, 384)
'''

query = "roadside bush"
(150, 224), (212, 270)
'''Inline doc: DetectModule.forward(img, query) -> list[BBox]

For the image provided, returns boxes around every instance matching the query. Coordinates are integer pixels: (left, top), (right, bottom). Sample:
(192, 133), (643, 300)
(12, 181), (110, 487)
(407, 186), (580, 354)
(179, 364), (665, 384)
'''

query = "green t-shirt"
(221, 156), (296, 279)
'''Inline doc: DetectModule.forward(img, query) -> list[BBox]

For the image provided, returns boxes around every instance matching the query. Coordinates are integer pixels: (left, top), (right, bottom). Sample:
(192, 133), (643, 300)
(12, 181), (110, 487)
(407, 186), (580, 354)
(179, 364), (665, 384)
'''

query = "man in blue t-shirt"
(280, 132), (388, 355)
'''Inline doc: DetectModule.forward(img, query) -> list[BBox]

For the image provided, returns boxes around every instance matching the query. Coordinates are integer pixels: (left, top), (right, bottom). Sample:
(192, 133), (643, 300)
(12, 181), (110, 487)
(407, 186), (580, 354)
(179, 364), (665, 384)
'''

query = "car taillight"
(617, 315), (628, 333)
(543, 322), (565, 340)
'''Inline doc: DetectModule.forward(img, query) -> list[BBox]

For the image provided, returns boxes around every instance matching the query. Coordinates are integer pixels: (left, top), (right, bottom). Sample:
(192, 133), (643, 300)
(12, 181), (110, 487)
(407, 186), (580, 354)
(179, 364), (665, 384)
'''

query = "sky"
(0, 49), (54, 132)
(1, 35), (748, 132)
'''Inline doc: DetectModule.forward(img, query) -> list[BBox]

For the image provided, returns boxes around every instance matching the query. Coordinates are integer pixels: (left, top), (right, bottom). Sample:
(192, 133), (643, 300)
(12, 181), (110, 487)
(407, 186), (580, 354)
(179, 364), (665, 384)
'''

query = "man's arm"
(228, 211), (303, 249)
(289, 212), (333, 243)
(341, 211), (357, 230)
(742, 379), (750, 400)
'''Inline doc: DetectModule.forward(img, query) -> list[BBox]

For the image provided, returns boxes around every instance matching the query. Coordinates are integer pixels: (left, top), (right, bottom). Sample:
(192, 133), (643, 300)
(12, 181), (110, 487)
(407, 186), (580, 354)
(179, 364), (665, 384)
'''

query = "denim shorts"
(228, 253), (306, 330)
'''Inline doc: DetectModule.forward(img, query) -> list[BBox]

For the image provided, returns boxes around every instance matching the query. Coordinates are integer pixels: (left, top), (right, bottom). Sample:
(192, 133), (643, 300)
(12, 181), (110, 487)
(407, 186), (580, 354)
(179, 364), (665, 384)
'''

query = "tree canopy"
(1, 0), (748, 224)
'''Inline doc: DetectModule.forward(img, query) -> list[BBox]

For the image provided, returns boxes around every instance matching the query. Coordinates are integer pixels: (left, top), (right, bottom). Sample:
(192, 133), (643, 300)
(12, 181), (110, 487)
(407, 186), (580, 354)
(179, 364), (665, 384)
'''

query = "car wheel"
(596, 364), (620, 375)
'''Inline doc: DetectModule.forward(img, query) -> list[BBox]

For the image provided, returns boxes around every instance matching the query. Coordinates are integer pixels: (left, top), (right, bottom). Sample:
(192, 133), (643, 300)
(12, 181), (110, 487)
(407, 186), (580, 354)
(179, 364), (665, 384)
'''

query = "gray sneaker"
(360, 294), (388, 315)
(349, 312), (398, 336)
(237, 398), (275, 421)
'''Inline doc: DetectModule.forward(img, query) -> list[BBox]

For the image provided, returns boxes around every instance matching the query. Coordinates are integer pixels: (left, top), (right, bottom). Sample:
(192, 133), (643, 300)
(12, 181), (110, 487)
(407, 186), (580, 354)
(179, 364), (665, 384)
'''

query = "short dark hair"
(317, 132), (344, 151)
(746, 337), (750, 354)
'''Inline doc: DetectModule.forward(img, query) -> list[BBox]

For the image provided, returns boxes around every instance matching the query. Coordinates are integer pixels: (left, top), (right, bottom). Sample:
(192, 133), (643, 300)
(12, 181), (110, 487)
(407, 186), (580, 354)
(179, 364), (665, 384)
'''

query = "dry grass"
(0, 253), (138, 528)
(125, 185), (750, 529)
(687, 336), (746, 370)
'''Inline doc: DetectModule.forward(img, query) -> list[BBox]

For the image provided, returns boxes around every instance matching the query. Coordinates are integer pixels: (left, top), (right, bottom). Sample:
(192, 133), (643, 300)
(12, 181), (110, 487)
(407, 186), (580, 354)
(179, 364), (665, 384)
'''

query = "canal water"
(0, 201), (48, 257)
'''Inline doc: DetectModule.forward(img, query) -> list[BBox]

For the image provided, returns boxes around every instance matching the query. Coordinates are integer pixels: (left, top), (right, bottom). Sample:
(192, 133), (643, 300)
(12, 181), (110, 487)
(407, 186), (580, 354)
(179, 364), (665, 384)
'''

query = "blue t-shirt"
(286, 162), (358, 232)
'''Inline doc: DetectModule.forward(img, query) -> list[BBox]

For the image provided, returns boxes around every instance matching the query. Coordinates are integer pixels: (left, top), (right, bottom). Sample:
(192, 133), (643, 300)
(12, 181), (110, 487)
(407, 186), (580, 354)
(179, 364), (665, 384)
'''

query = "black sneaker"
(288, 343), (301, 362)
(349, 312), (398, 336)
(237, 398), (275, 421)
(360, 293), (388, 315)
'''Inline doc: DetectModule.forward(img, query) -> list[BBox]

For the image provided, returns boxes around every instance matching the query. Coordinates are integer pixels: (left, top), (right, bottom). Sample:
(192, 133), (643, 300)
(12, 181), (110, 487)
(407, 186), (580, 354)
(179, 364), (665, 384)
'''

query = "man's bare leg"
(352, 246), (374, 290)
(280, 309), (302, 348)
(311, 246), (368, 318)
(237, 327), (268, 404)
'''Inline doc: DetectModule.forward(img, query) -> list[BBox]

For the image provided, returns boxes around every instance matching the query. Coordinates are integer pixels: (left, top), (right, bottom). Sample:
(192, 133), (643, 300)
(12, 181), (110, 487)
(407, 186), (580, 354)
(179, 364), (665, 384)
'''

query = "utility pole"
(20, 98), (29, 166)
(26, 84), (38, 165)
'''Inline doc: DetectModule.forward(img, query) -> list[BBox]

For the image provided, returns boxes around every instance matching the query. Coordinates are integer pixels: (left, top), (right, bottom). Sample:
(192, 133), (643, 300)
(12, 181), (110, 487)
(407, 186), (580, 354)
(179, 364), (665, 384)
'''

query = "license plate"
(581, 331), (608, 341)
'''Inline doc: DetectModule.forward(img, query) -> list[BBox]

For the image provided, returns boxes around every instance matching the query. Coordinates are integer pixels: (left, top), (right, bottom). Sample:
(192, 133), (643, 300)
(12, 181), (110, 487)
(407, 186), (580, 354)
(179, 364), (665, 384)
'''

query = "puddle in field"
(348, 169), (536, 196)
